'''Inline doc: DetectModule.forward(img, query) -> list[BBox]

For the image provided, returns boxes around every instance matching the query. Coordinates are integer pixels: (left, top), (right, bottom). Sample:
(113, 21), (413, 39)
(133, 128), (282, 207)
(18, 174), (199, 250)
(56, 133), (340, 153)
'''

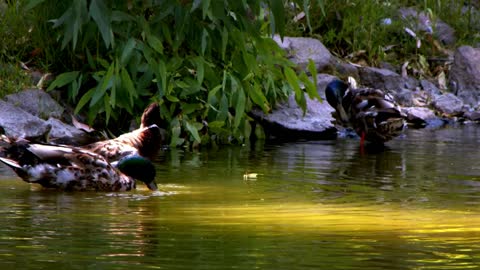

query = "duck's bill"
(146, 181), (158, 191)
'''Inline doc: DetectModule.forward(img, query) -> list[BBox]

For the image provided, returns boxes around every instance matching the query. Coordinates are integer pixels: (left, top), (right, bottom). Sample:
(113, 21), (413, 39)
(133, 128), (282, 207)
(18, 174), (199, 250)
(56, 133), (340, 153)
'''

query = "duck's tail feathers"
(0, 156), (29, 179)
(0, 157), (22, 169)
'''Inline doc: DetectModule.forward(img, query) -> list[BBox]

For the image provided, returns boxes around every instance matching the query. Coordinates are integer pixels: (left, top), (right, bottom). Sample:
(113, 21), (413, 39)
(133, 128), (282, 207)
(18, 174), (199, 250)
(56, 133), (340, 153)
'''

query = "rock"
(251, 74), (338, 140)
(402, 107), (438, 127)
(399, 7), (456, 45)
(46, 118), (91, 141)
(273, 35), (332, 72)
(4, 89), (64, 120)
(432, 93), (464, 116)
(358, 67), (418, 91)
(449, 46), (480, 106)
(0, 100), (51, 139)
(394, 88), (415, 107)
(330, 57), (359, 78)
(464, 111), (480, 121)
(420, 79), (441, 96)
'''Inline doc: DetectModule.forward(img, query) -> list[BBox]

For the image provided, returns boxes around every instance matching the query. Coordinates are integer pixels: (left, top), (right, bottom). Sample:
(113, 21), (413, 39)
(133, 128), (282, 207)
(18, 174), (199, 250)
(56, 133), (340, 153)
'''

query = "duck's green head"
(115, 155), (157, 191)
(325, 79), (350, 123)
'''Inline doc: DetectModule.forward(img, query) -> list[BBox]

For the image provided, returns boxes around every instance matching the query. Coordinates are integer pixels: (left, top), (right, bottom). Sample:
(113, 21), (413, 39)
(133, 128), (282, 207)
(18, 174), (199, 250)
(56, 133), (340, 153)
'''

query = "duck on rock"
(325, 77), (406, 144)
(0, 137), (158, 191)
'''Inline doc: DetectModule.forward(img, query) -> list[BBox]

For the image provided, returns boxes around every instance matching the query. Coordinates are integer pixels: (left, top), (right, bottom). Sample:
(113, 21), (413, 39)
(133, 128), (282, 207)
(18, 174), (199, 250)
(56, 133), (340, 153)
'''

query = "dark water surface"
(2, 126), (480, 269)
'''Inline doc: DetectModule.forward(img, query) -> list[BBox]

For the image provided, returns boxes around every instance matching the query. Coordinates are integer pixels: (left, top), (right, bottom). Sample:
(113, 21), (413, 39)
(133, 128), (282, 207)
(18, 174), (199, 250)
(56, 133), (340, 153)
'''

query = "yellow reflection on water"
(159, 183), (480, 241)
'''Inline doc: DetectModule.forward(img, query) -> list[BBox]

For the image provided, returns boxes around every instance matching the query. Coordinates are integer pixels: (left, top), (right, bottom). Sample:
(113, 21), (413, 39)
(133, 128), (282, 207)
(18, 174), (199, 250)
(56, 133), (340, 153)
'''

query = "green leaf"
(47, 71), (80, 91)
(201, 29), (208, 56)
(166, 95), (180, 102)
(191, 0), (202, 12)
(121, 38), (136, 65)
(182, 103), (203, 114)
(147, 34), (164, 54)
(234, 88), (246, 129)
(207, 84), (222, 106)
(221, 26), (228, 61)
(25, 0), (46, 11)
(202, 0), (210, 19)
(191, 57), (205, 85)
(104, 94), (111, 123)
(300, 73), (320, 101)
(307, 58), (318, 85)
(247, 82), (270, 112)
(217, 94), (229, 122)
(89, 0), (112, 48)
(268, 0), (285, 37)
(284, 67), (306, 112)
(74, 87), (96, 114)
(91, 63), (114, 107)
(158, 59), (167, 96)
(208, 121), (225, 129)
(120, 68), (136, 106)
(185, 121), (201, 143)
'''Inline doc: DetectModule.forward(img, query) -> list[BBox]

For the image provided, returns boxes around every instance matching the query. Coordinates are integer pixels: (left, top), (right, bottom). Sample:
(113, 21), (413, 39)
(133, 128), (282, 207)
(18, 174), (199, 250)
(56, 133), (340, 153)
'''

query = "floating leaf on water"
(243, 172), (260, 180)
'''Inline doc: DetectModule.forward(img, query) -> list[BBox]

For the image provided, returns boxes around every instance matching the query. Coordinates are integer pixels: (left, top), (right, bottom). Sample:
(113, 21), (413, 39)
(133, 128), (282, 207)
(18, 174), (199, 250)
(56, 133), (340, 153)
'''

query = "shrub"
(26, 0), (319, 147)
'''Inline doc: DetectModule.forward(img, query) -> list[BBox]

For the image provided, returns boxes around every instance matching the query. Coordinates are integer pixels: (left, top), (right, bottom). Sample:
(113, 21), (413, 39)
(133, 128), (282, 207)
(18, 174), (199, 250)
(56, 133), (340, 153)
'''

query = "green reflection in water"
(1, 127), (480, 269)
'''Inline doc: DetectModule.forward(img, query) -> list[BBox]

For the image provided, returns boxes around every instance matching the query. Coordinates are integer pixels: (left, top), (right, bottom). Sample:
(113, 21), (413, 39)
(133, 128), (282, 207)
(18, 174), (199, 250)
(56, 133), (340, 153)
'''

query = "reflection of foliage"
(23, 0), (319, 147)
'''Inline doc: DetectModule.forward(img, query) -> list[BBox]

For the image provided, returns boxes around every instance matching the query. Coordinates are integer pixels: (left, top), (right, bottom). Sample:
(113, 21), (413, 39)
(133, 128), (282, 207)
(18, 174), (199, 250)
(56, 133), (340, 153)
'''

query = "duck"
(0, 138), (158, 191)
(81, 103), (162, 162)
(325, 77), (406, 144)
(82, 123), (162, 162)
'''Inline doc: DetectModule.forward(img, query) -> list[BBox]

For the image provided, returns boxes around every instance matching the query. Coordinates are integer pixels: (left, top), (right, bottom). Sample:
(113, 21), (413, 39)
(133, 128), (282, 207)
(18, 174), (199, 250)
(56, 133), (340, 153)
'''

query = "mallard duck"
(140, 102), (162, 128)
(0, 139), (158, 191)
(82, 124), (161, 162)
(80, 103), (162, 162)
(325, 78), (406, 144)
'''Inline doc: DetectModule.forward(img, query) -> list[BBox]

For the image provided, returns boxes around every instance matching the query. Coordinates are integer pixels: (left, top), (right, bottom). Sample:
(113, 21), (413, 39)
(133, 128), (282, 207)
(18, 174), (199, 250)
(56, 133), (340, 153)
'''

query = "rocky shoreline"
(1, 6), (479, 143)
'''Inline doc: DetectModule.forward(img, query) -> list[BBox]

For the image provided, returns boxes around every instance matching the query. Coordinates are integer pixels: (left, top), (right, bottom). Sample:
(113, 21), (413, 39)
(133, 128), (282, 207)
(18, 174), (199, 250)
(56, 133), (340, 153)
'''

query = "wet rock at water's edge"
(4, 89), (64, 120)
(0, 100), (51, 139)
(250, 74), (338, 141)
(449, 46), (480, 107)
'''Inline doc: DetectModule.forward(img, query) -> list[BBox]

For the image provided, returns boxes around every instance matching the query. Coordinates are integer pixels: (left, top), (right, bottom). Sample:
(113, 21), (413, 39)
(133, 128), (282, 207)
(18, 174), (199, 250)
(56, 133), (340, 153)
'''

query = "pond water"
(2, 125), (480, 269)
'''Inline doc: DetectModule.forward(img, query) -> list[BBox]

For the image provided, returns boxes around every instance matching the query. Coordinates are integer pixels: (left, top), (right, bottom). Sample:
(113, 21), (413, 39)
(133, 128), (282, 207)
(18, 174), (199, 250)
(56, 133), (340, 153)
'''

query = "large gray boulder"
(251, 74), (338, 140)
(449, 46), (480, 107)
(4, 89), (64, 120)
(273, 36), (332, 72)
(358, 67), (418, 91)
(46, 118), (89, 139)
(432, 93), (464, 116)
(0, 100), (50, 139)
